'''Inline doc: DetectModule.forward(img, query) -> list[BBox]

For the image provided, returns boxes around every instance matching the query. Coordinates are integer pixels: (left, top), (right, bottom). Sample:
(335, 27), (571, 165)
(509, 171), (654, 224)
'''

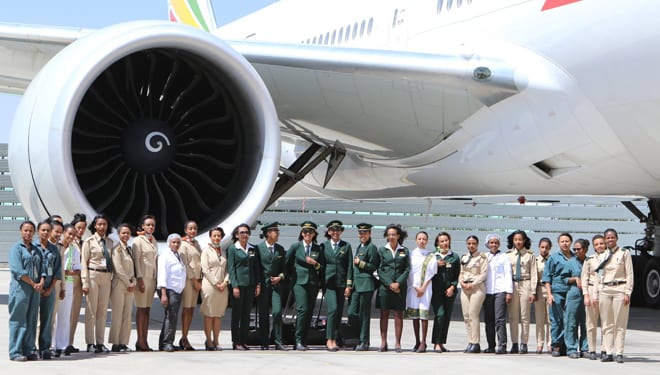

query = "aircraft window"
(331, 30), (336, 45)
(353, 22), (358, 39)
(345, 25), (351, 41)
(338, 28), (343, 43)
(324, 32), (330, 45)
(392, 9), (398, 27)
(457, 0), (462, 6)
(312, 36), (317, 44)
(319, 34), (323, 43)
(436, 0), (443, 13)
(360, 20), (366, 37)
(447, 0), (453, 10)
(367, 17), (374, 35)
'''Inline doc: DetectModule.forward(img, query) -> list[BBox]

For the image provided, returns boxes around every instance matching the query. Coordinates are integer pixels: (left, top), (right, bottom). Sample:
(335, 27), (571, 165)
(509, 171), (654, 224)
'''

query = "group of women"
(7, 213), (633, 362)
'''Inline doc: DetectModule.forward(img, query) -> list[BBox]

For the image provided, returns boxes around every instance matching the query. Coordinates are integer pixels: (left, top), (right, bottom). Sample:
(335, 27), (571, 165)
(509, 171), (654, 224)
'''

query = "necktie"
(305, 244), (310, 256)
(515, 252), (522, 282)
(127, 245), (138, 277)
(101, 238), (113, 273)
(332, 243), (338, 253)
(268, 246), (274, 254)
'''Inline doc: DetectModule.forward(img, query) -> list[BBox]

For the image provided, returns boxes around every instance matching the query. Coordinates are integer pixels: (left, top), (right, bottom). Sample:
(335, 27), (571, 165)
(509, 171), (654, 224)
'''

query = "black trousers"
(484, 292), (508, 349)
(231, 285), (255, 345)
(159, 289), (181, 348)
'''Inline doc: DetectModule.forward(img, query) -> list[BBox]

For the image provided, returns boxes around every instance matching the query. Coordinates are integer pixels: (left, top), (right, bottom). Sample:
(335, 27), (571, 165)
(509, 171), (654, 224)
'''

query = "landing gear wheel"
(643, 258), (660, 307)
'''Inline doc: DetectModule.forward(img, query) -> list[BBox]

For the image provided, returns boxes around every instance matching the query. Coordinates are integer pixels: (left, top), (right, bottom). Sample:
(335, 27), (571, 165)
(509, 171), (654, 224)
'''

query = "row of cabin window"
(303, 17), (374, 45)
(438, 0), (473, 13)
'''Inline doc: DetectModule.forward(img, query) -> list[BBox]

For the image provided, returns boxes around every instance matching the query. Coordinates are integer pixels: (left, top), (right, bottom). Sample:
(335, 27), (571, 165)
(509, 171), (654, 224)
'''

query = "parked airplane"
(0, 0), (659, 305)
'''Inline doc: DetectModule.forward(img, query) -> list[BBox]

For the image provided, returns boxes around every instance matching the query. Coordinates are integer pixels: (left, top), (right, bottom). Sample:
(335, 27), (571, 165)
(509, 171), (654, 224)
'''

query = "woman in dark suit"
(322, 220), (353, 351)
(227, 224), (261, 350)
(377, 224), (410, 353)
(286, 221), (325, 351)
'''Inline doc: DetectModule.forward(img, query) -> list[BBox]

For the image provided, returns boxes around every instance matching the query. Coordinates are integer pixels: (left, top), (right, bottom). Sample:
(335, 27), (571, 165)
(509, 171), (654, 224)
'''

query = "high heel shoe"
(179, 338), (195, 351)
(205, 341), (216, 351)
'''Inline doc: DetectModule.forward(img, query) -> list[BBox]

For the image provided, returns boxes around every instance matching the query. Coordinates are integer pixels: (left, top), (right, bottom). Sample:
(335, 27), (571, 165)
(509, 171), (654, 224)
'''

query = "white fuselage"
(218, 0), (660, 199)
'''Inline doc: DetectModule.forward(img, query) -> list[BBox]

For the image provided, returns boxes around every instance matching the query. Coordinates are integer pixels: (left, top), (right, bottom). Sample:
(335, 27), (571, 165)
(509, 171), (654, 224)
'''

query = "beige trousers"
(84, 271), (112, 345)
(509, 279), (533, 344)
(461, 283), (486, 344)
(109, 279), (134, 345)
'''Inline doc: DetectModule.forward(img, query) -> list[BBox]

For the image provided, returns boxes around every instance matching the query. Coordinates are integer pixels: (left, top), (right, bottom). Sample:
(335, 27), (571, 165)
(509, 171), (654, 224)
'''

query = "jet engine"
(9, 21), (280, 240)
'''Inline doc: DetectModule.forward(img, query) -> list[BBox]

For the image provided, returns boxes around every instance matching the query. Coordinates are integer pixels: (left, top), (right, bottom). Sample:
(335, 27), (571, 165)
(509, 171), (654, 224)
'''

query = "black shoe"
(496, 346), (506, 354)
(10, 355), (27, 362)
(416, 345), (427, 353)
(232, 343), (247, 351)
(464, 344), (472, 353)
(484, 347), (495, 353)
(615, 355), (624, 363)
(68, 345), (80, 353)
(26, 353), (38, 361)
(163, 344), (175, 352)
(601, 351), (608, 360)
(468, 343), (481, 353)
(275, 343), (289, 351)
(395, 346), (403, 353)
(87, 344), (96, 353)
(121, 345), (132, 352)
(327, 346), (339, 352)
(509, 343), (519, 354)
(520, 344), (528, 354)
(295, 343), (308, 351)
(260, 345), (269, 350)
(64, 346), (73, 356)
(111, 344), (121, 353)
(589, 351), (597, 360)
(551, 347), (561, 357)
(378, 345), (388, 352)
(97, 344), (110, 354)
(355, 343), (368, 352)
(41, 350), (51, 360)
(569, 352), (580, 359)
(54, 349), (62, 358)
(440, 344), (448, 353)
(602, 355), (614, 362)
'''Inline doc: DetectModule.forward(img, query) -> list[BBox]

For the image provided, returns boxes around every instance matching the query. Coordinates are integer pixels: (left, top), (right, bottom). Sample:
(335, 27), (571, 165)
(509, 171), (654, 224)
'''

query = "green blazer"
(227, 243), (261, 287)
(256, 241), (287, 288)
(286, 241), (324, 286)
(352, 240), (379, 292)
(377, 245), (410, 288)
(322, 240), (354, 288)
(432, 251), (460, 292)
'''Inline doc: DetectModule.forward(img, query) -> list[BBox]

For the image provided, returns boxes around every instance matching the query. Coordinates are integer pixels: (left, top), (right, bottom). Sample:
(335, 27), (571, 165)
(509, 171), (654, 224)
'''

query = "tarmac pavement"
(1, 268), (659, 374)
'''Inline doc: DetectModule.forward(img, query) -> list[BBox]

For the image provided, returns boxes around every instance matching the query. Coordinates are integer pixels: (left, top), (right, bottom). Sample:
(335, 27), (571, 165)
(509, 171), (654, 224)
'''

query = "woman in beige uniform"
(179, 220), (203, 350)
(133, 214), (158, 351)
(459, 235), (488, 353)
(200, 227), (229, 350)
(109, 224), (136, 352)
(81, 214), (114, 353)
(66, 213), (86, 353)
(582, 234), (606, 360)
(534, 237), (551, 354)
(598, 228), (633, 363)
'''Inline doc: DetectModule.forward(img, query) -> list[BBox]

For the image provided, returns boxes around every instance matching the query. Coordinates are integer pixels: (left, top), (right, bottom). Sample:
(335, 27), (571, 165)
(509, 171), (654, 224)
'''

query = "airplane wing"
(0, 22), (520, 161)
(0, 21), (524, 240)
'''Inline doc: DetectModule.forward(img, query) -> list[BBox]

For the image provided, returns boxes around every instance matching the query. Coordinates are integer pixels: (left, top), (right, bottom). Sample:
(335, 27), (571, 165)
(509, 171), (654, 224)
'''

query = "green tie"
(101, 238), (113, 273)
(515, 252), (522, 282)
(305, 245), (310, 256)
(333, 243), (338, 253)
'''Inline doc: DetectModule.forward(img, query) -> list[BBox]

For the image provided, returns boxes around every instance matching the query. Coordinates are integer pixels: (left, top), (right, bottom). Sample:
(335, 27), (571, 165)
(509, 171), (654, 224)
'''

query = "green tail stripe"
(188, 0), (210, 31)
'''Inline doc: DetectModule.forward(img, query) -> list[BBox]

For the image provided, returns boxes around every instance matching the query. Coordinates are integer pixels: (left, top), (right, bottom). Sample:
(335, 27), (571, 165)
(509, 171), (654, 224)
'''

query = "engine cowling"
(9, 21), (280, 240)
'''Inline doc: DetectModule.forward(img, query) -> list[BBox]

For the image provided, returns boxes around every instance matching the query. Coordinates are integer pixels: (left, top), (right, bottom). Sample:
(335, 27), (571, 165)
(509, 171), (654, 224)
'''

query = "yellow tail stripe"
(170, 0), (203, 29)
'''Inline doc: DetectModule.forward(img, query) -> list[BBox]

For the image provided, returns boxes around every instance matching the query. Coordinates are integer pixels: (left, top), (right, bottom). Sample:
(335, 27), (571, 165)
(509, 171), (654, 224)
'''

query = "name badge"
(47, 265), (53, 276)
(398, 252), (406, 257)
(100, 258), (107, 267)
(248, 249), (255, 257)
(446, 264), (452, 269)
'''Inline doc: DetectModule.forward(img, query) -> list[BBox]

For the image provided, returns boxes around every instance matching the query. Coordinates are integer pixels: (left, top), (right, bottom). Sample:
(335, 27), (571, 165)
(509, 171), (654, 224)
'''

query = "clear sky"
(0, 0), (276, 142)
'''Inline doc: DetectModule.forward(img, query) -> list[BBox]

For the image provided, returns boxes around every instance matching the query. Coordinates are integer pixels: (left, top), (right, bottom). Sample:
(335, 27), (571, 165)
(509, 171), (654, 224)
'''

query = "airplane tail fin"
(168, 0), (217, 31)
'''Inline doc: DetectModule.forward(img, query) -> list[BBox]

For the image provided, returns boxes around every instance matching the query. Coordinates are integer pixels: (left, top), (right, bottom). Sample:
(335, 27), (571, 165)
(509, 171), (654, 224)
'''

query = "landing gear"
(622, 198), (660, 307)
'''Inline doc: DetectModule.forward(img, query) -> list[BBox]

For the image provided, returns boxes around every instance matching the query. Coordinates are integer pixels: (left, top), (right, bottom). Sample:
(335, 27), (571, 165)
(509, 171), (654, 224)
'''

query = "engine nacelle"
(9, 21), (280, 240)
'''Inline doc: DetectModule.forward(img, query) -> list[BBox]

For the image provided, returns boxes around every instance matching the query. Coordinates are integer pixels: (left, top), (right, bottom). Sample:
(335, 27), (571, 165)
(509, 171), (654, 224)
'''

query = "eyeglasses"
(302, 229), (315, 234)
(238, 231), (250, 235)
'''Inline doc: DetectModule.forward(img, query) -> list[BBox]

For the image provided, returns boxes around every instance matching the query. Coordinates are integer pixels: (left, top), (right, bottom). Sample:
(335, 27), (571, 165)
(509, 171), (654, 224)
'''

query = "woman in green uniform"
(377, 224), (410, 353)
